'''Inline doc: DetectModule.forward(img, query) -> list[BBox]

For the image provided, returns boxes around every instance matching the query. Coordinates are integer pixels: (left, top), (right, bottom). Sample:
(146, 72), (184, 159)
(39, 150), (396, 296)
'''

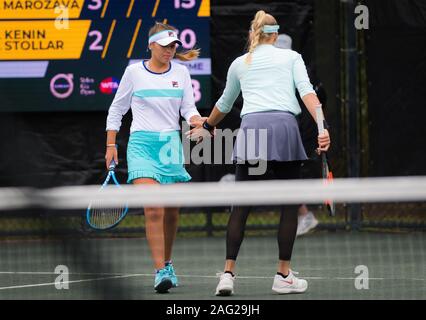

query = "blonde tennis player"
(106, 22), (205, 293)
(188, 10), (331, 296)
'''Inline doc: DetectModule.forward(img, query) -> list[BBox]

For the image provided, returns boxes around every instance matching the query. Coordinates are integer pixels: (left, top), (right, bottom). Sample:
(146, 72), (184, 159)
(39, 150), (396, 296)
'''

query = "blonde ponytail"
(175, 48), (200, 61)
(245, 10), (278, 64)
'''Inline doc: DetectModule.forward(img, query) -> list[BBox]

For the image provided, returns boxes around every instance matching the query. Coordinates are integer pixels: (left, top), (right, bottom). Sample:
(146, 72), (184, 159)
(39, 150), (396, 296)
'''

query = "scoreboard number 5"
(174, 0), (196, 9)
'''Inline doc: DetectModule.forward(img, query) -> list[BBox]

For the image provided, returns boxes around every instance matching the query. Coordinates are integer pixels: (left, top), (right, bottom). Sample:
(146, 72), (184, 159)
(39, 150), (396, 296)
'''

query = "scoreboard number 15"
(174, 0), (196, 9)
(86, 0), (196, 11)
(87, 0), (103, 10)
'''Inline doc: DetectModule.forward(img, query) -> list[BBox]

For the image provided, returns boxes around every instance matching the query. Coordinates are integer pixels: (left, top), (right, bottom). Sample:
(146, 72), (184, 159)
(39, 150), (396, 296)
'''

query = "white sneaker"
(297, 211), (319, 236)
(215, 272), (235, 296)
(272, 270), (308, 294)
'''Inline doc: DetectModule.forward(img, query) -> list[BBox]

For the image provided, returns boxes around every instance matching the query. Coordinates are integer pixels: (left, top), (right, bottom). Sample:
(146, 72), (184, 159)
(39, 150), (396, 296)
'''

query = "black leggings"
(226, 161), (301, 261)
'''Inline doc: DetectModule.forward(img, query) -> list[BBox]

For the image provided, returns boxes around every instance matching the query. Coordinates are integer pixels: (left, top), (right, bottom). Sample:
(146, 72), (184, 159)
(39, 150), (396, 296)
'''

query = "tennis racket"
(86, 160), (129, 230)
(315, 106), (336, 217)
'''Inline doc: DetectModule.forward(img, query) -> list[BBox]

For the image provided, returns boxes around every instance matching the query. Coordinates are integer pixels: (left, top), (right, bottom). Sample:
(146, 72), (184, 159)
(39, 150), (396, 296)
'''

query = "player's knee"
(145, 208), (164, 222)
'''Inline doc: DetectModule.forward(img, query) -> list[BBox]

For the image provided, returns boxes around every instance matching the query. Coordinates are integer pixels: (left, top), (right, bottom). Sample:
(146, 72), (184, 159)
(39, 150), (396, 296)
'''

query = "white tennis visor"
(148, 30), (182, 46)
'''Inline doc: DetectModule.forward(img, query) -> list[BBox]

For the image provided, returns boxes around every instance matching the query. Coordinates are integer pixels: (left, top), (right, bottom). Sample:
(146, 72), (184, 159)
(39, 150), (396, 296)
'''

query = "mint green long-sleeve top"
(216, 44), (315, 117)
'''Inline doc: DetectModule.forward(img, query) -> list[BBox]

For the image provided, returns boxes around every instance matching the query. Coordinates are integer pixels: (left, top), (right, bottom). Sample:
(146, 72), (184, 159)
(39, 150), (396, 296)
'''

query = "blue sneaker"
(154, 268), (173, 293)
(165, 263), (179, 287)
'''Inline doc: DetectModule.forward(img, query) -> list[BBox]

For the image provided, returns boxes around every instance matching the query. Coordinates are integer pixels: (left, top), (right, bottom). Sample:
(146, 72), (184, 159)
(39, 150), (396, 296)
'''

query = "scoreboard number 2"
(88, 31), (104, 51)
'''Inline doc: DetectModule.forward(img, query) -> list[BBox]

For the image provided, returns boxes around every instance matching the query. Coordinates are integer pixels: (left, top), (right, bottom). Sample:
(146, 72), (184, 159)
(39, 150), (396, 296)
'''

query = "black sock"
(224, 271), (235, 277)
(277, 272), (289, 279)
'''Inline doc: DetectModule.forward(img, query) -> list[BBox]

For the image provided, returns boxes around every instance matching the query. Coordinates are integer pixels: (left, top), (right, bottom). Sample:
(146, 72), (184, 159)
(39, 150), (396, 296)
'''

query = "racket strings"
(88, 202), (127, 229)
(86, 172), (129, 230)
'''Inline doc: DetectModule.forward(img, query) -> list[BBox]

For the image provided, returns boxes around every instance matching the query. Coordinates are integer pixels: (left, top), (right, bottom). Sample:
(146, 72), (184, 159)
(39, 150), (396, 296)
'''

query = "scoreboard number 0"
(175, 29), (197, 49)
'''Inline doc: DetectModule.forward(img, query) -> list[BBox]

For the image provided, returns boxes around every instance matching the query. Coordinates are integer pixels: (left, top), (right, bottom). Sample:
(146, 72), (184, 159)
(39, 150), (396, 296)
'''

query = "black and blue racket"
(316, 106), (336, 217)
(86, 160), (129, 230)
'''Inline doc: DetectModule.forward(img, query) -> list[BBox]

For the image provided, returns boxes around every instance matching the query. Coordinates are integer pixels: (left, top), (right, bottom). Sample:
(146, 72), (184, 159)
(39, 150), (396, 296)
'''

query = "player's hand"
(105, 146), (118, 169)
(317, 129), (331, 153)
(185, 127), (215, 144)
(190, 116), (208, 128)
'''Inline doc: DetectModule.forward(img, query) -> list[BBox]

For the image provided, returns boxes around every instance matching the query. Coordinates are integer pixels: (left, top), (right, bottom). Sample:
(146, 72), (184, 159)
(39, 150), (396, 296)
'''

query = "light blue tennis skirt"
(127, 130), (191, 184)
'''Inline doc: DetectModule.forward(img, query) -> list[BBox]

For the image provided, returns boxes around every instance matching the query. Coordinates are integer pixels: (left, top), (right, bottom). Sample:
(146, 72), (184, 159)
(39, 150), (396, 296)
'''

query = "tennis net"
(0, 176), (425, 300)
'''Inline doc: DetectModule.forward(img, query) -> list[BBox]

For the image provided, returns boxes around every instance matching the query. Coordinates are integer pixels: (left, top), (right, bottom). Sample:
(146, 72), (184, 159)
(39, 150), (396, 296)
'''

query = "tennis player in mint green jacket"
(188, 10), (331, 296)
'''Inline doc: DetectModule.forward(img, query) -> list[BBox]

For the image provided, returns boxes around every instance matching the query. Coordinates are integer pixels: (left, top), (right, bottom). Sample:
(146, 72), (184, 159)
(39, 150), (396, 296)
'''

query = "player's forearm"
(106, 130), (118, 146)
(301, 93), (325, 123)
(207, 106), (227, 126)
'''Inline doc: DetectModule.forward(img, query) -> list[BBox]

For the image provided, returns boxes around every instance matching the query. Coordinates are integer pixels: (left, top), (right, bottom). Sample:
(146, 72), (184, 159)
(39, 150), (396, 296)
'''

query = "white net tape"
(2, 176), (426, 210)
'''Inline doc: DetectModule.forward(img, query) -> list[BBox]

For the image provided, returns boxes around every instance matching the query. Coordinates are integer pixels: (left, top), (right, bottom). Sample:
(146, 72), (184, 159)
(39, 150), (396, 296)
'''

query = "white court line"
(1, 271), (424, 281)
(0, 271), (123, 276)
(0, 271), (347, 280)
(0, 274), (143, 291)
(0, 271), (424, 291)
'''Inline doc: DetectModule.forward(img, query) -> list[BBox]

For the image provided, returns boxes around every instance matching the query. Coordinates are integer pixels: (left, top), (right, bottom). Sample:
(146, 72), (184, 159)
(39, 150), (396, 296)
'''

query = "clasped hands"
(186, 117), (215, 144)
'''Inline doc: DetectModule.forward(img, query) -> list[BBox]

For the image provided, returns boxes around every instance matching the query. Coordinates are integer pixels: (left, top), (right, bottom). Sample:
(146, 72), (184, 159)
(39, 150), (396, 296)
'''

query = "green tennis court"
(1, 232), (424, 300)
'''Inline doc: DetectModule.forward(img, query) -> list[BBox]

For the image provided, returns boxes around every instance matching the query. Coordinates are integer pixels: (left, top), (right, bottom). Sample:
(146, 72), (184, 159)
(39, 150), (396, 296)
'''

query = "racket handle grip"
(315, 105), (325, 134)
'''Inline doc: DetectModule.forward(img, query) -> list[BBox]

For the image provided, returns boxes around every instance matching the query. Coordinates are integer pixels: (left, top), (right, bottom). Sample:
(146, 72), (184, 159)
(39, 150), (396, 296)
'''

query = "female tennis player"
(188, 10), (331, 295)
(105, 22), (204, 293)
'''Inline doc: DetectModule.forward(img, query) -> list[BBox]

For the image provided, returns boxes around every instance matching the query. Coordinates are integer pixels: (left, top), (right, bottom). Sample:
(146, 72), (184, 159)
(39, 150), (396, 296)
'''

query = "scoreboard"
(0, 0), (211, 111)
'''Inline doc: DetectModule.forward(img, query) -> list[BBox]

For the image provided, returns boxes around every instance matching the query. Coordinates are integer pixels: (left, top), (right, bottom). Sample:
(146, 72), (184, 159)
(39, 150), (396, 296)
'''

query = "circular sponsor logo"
(99, 77), (119, 94)
(50, 73), (74, 99)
